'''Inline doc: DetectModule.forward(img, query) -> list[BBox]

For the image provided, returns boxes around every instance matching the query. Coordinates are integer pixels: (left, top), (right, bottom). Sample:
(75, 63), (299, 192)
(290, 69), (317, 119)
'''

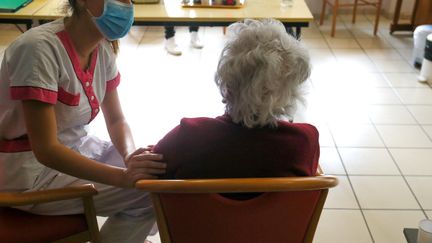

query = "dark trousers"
(165, 26), (200, 39)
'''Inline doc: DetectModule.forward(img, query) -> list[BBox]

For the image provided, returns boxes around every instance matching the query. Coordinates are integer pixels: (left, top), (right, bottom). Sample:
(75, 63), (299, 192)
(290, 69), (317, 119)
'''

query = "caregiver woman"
(0, 0), (166, 242)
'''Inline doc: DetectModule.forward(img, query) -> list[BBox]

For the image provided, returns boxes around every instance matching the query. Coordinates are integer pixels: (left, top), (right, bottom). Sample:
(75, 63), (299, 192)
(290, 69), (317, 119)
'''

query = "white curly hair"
(215, 18), (311, 128)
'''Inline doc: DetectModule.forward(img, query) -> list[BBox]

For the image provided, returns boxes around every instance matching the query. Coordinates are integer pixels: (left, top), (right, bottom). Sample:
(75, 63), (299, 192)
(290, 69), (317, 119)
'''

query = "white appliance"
(413, 25), (432, 67)
(419, 34), (432, 83)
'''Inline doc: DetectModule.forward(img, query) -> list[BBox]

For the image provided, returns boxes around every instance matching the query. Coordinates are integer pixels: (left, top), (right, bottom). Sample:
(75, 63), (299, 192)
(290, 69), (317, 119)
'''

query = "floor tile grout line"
(402, 96), (432, 143)
(377, 35), (432, 220)
(323, 207), (432, 210)
(420, 124), (432, 142)
(137, 26), (149, 46)
(353, 36), (431, 215)
(324, 207), (431, 211)
(386, 146), (430, 218)
(316, 20), (376, 241)
(322, 139), (376, 241)
(362, 208), (431, 211)
(316, 13), (432, 242)
(341, 15), (411, 109)
(335, 146), (432, 149)
(315, 20), (423, 117)
(336, 174), (432, 177)
(329, 131), (376, 243)
(366, 104), (430, 219)
(351, 11), (432, 230)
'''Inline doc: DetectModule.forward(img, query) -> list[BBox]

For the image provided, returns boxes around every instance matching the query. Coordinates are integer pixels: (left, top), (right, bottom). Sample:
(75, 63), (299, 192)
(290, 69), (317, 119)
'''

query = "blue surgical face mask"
(88, 0), (134, 41)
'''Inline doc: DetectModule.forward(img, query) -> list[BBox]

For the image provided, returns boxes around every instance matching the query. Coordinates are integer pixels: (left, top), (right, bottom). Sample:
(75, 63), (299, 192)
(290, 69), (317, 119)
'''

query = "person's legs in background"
(165, 25), (182, 56)
(189, 26), (204, 49)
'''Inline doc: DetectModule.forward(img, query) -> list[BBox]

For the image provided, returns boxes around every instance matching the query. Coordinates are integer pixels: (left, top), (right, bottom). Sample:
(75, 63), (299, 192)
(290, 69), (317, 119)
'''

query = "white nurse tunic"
(0, 18), (154, 243)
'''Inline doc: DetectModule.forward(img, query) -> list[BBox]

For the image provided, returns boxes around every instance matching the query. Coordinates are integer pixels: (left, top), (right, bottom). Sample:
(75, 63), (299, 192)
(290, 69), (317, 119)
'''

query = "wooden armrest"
(0, 184), (98, 207)
(136, 176), (339, 193)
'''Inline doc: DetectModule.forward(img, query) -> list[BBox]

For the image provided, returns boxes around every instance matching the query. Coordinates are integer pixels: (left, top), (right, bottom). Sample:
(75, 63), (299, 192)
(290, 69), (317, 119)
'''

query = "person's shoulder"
(178, 116), (231, 130)
(179, 117), (217, 126)
(278, 121), (319, 139)
(6, 20), (63, 54)
(99, 39), (115, 54)
(292, 122), (318, 133)
(97, 40), (117, 65)
(278, 121), (317, 130)
(7, 30), (42, 52)
(153, 117), (218, 152)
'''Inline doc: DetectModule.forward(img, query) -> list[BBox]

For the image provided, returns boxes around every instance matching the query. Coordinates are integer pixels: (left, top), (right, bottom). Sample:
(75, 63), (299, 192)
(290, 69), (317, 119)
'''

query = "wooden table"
(133, 0), (313, 36)
(2, 0), (312, 37)
(0, 0), (49, 30)
(30, 0), (66, 21)
(34, 0), (313, 38)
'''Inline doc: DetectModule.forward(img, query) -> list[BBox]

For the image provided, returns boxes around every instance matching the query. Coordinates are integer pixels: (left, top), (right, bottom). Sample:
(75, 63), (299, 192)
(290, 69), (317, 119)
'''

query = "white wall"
(305, 0), (415, 17)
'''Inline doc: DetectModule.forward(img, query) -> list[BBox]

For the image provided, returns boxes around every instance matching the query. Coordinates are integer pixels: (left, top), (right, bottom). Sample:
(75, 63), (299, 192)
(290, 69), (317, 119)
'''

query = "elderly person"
(153, 19), (318, 179)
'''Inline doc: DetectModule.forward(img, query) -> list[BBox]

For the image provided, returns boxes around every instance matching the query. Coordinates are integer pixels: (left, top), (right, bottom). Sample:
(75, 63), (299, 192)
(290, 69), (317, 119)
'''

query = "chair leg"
(373, 0), (382, 35)
(331, 0), (338, 37)
(83, 197), (101, 243)
(319, 0), (327, 25)
(352, 0), (359, 24)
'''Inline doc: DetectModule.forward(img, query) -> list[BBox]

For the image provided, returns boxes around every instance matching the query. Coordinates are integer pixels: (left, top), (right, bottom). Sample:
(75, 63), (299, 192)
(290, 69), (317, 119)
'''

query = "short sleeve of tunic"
(6, 31), (60, 104)
(100, 41), (120, 92)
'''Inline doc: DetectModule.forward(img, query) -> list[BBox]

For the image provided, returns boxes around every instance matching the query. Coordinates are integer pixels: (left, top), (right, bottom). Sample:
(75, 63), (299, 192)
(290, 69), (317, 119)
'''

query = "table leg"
(26, 20), (32, 31)
(296, 26), (301, 39)
(285, 26), (294, 37)
(285, 26), (301, 39)
(0, 19), (33, 32)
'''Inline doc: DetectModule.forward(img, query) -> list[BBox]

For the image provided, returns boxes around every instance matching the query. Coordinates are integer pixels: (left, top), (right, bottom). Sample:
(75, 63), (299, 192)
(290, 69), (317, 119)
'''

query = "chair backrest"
(136, 176), (338, 243)
(0, 184), (100, 243)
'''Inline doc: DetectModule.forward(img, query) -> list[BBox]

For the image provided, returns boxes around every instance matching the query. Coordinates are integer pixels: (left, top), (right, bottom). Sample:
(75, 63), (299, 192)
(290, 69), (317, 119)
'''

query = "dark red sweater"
(153, 115), (319, 179)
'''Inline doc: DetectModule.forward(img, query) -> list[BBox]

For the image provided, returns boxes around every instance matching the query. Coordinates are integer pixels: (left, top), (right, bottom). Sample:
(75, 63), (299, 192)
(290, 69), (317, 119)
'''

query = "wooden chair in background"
(0, 184), (100, 243)
(391, 0), (432, 34)
(320, 0), (383, 37)
(136, 175), (338, 243)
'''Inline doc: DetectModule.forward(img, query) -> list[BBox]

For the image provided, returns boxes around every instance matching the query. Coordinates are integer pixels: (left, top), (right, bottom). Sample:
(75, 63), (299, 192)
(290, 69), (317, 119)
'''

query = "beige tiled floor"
(350, 176), (420, 209)
(1, 12), (432, 243)
(324, 176), (358, 209)
(338, 148), (400, 175)
(390, 148), (432, 176)
(363, 210), (425, 243)
(315, 209), (373, 243)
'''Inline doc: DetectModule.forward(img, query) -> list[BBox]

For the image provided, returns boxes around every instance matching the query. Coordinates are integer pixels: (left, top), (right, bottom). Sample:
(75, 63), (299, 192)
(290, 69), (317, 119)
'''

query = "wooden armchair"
(0, 184), (100, 243)
(136, 174), (338, 243)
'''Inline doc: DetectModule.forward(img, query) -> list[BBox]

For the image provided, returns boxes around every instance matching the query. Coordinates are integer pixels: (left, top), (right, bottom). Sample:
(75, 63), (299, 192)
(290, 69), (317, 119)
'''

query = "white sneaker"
(190, 31), (204, 49)
(165, 37), (182, 56)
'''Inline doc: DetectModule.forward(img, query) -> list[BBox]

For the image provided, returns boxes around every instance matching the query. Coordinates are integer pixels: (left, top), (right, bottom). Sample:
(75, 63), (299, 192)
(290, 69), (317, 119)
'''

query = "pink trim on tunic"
(58, 87), (80, 106)
(106, 73), (121, 92)
(0, 138), (31, 153)
(10, 86), (57, 104)
(56, 30), (100, 123)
